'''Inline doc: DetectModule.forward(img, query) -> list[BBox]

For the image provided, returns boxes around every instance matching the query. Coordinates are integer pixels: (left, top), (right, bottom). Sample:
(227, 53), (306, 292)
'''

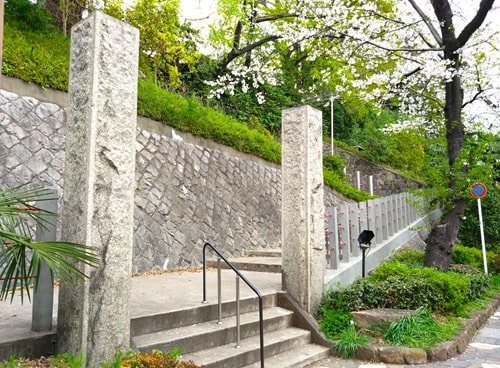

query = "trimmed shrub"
(452, 244), (498, 274)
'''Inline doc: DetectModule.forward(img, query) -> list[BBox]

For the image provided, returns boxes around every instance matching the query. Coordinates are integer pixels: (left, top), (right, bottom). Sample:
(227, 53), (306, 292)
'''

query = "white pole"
(356, 171), (361, 191)
(330, 95), (334, 155)
(369, 175), (373, 196)
(477, 198), (488, 274)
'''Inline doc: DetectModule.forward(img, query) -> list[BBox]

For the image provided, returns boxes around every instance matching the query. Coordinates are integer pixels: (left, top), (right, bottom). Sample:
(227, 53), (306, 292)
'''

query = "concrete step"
(206, 256), (282, 273)
(133, 306), (294, 354)
(241, 343), (331, 368)
(131, 292), (278, 336)
(244, 249), (282, 258)
(182, 327), (317, 368)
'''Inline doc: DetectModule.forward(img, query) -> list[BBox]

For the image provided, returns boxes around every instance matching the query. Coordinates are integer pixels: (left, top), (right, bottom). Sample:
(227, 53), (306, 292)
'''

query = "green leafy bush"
(452, 244), (498, 274)
(318, 308), (353, 340)
(4, 0), (55, 32)
(391, 247), (425, 267)
(369, 262), (471, 314)
(323, 154), (347, 178)
(323, 258), (491, 316)
(323, 169), (372, 202)
(338, 278), (387, 311)
(317, 290), (353, 339)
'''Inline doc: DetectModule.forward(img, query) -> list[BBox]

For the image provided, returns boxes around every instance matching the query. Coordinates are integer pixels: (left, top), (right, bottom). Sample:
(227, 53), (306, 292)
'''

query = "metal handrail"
(202, 241), (264, 368)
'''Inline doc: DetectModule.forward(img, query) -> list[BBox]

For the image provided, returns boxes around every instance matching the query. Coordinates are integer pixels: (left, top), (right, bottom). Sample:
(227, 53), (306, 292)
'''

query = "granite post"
(281, 105), (325, 314)
(57, 12), (139, 366)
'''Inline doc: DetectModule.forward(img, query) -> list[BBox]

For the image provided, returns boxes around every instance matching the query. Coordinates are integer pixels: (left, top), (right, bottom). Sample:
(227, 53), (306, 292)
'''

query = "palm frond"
(0, 185), (100, 302)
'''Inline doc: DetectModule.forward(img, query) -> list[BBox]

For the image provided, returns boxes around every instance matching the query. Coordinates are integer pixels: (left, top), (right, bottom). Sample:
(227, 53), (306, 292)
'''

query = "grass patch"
(383, 307), (460, 350)
(2, 22), (70, 91)
(334, 324), (370, 358)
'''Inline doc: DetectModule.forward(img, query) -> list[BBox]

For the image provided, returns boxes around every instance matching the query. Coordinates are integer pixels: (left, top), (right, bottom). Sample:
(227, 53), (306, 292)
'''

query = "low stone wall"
(352, 296), (500, 364)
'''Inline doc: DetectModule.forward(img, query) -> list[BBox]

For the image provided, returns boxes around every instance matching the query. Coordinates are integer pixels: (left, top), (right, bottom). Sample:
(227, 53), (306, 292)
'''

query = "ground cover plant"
(317, 246), (500, 358)
(0, 350), (204, 368)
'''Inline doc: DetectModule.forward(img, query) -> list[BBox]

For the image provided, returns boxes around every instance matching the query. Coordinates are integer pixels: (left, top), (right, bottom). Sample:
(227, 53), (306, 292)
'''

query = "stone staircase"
(130, 250), (331, 368)
(206, 249), (283, 273)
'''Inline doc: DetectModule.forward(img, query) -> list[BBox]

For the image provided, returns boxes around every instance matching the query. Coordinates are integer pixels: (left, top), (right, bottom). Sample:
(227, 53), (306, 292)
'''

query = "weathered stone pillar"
(281, 105), (325, 314)
(57, 12), (139, 366)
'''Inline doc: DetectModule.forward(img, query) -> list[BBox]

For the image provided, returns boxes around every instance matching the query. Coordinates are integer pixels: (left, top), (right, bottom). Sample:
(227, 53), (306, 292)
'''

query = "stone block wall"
(0, 79), (350, 273)
(323, 143), (425, 196)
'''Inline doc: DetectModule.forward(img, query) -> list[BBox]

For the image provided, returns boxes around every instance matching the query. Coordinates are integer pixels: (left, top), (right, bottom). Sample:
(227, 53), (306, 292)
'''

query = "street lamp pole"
(330, 95), (334, 155)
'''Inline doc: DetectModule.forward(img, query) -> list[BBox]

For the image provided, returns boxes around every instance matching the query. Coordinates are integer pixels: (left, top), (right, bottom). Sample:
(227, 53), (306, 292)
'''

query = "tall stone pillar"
(281, 105), (325, 314)
(57, 12), (139, 366)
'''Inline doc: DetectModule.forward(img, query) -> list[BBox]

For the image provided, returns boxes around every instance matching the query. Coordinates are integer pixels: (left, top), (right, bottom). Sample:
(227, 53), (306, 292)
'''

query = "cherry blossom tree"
(198, 0), (499, 269)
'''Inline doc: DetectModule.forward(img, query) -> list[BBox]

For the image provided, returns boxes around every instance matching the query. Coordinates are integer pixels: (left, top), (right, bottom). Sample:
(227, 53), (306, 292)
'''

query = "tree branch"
(255, 13), (298, 23)
(339, 31), (443, 53)
(406, 0), (443, 46)
(457, 0), (496, 48)
(219, 34), (282, 72)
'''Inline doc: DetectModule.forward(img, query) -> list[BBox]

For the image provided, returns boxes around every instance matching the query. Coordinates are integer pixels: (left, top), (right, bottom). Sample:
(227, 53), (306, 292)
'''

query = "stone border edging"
(353, 295), (500, 364)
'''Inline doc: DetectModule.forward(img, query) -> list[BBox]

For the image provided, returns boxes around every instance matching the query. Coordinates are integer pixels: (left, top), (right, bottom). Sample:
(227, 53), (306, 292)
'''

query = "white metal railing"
(325, 193), (424, 269)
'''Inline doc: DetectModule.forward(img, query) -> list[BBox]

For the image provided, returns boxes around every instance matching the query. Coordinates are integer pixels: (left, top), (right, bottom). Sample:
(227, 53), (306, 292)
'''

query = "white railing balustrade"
(325, 193), (424, 269)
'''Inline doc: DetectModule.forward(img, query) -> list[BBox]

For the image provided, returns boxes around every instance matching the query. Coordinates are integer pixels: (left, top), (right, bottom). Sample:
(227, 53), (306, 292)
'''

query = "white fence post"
(387, 194), (394, 237)
(338, 204), (350, 262)
(348, 203), (360, 258)
(380, 196), (389, 241)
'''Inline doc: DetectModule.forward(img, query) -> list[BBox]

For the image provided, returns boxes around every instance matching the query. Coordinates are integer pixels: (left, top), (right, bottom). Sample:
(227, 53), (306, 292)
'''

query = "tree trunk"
(423, 0), (494, 269)
(423, 0), (465, 269)
(424, 224), (453, 270)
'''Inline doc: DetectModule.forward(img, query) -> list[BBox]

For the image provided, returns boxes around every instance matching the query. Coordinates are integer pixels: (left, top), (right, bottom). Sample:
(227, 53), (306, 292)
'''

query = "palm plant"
(0, 185), (99, 302)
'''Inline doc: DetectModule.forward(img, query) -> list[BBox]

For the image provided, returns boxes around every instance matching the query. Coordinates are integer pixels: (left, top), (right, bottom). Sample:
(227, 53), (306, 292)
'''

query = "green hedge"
(452, 244), (499, 274)
(321, 257), (492, 316)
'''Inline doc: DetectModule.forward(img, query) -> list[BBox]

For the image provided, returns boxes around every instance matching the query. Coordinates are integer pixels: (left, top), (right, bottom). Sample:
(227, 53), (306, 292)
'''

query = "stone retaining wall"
(322, 143), (425, 196)
(0, 78), (350, 273)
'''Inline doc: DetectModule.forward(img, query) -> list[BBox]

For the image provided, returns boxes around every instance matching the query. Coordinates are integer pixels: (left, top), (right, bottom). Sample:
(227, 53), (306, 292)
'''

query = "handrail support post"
(236, 275), (241, 348)
(217, 258), (222, 324)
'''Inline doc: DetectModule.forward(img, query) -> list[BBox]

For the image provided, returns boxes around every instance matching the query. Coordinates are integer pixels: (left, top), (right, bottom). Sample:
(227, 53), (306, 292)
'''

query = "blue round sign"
(470, 183), (487, 198)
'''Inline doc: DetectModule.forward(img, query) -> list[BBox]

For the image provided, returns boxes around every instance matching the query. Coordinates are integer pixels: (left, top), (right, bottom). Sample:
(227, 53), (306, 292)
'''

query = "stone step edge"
(206, 257), (282, 273)
(240, 343), (331, 368)
(132, 306), (294, 352)
(182, 326), (312, 367)
(130, 292), (279, 336)
(244, 249), (282, 257)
